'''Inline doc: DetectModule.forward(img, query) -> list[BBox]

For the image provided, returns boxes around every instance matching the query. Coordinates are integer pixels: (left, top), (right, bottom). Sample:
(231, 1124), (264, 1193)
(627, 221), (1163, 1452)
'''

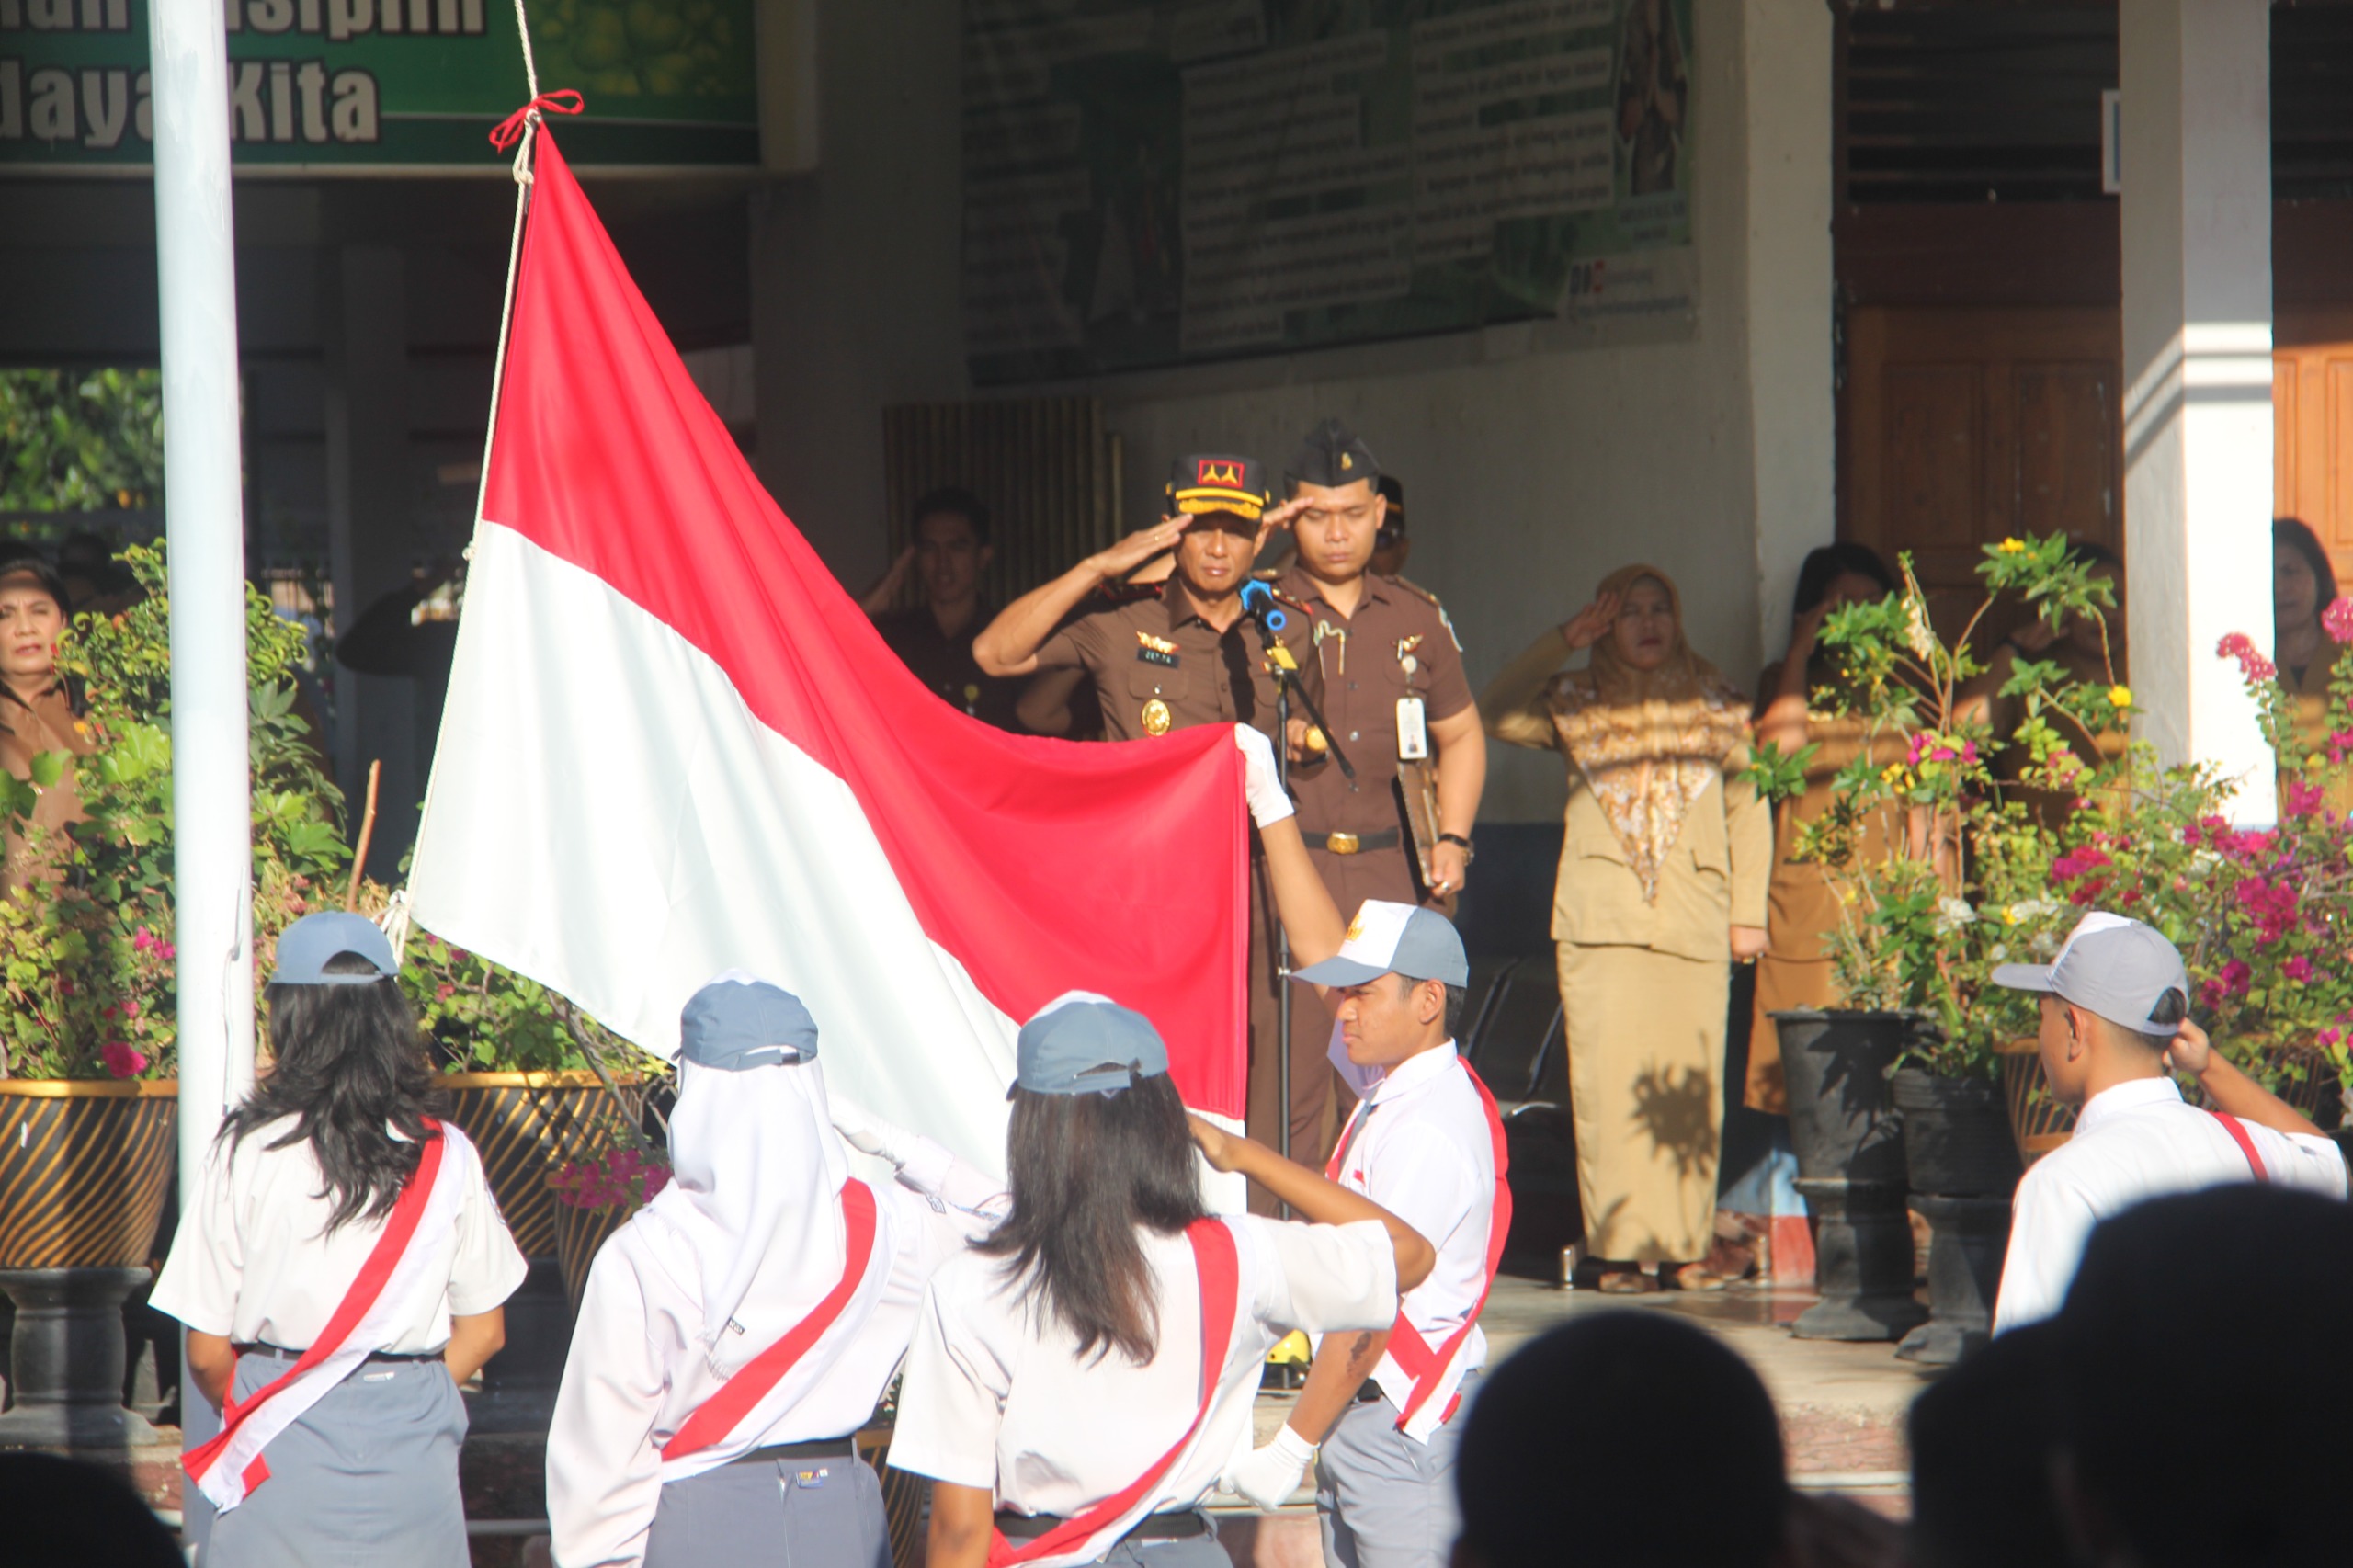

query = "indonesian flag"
(406, 132), (1248, 1173)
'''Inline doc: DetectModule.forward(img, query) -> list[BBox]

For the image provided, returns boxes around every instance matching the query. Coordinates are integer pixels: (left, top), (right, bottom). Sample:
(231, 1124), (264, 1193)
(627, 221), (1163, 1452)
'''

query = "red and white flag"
(406, 132), (1248, 1171)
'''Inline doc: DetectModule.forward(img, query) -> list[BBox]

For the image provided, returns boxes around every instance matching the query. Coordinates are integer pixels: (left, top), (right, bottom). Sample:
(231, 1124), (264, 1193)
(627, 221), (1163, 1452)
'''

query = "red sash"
(2207, 1110), (2270, 1182)
(661, 1179), (881, 1464)
(985, 1219), (1240, 1568)
(1327, 1064), (1513, 1430)
(185, 1120), (451, 1502)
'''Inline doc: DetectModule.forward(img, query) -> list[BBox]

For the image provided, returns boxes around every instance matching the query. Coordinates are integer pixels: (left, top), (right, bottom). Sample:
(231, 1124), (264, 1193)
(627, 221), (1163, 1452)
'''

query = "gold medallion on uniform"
(1141, 699), (1173, 735)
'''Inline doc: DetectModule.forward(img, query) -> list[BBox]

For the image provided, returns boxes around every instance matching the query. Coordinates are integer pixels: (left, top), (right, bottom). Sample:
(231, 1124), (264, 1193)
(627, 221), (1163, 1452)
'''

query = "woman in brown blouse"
(0, 558), (97, 885)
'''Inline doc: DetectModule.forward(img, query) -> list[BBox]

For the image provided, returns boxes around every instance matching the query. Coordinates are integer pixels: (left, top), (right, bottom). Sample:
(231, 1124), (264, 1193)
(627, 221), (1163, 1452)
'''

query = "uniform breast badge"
(1134, 630), (1181, 668)
(1141, 699), (1173, 735)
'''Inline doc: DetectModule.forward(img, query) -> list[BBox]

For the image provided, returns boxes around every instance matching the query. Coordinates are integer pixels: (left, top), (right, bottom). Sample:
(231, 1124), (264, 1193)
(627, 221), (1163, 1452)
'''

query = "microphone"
(1239, 578), (1287, 633)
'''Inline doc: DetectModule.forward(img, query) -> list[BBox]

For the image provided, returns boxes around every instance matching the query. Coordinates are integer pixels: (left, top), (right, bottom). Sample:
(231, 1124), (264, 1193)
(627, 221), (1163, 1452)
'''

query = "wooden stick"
(345, 758), (382, 912)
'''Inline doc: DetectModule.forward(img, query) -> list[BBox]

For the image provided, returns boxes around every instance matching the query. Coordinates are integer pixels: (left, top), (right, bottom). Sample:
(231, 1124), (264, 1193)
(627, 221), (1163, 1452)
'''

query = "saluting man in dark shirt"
(1276, 421), (1488, 921)
(860, 487), (1026, 731)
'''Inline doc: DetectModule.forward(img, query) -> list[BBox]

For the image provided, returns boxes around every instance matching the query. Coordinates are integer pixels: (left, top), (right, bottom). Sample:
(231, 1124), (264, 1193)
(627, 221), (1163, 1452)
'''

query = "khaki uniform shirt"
(0, 680), (97, 885)
(1032, 583), (1302, 744)
(1275, 566), (1472, 838)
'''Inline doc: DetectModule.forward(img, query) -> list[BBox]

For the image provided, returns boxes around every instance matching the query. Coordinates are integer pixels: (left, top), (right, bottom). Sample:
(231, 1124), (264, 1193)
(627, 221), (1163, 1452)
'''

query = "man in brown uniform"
(858, 488), (1026, 731)
(974, 455), (1323, 1206)
(1277, 420), (1488, 926)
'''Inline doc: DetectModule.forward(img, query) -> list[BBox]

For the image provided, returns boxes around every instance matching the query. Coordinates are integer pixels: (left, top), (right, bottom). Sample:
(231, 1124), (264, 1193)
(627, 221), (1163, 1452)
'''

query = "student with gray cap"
(1991, 912), (2347, 1334)
(150, 912), (527, 1568)
(1209, 898), (1506, 1568)
(889, 990), (1435, 1568)
(548, 972), (1006, 1568)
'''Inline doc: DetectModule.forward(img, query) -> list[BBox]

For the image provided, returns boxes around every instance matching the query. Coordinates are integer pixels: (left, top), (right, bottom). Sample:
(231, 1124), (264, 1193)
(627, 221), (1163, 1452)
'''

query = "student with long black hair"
(888, 985), (1435, 1568)
(150, 912), (527, 1568)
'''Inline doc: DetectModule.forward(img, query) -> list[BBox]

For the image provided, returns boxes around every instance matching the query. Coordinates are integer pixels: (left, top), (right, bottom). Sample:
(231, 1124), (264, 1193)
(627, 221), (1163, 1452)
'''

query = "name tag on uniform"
(1135, 631), (1180, 667)
(1397, 696), (1428, 760)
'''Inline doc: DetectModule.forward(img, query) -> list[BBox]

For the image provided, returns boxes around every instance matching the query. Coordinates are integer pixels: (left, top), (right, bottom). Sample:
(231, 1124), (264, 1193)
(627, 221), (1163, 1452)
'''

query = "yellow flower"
(2108, 685), (2132, 709)
(1881, 763), (1909, 787)
(2307, 753), (2326, 773)
(1997, 538), (2028, 554)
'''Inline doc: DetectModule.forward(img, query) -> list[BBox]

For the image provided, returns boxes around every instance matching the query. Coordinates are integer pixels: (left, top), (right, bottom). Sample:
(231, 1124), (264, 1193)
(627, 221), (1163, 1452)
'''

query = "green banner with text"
(0, 0), (757, 169)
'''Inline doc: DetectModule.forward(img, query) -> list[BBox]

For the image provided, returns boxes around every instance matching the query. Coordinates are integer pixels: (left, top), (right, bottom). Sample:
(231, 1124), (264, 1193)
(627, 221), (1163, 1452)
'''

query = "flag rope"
(422, 0), (563, 960)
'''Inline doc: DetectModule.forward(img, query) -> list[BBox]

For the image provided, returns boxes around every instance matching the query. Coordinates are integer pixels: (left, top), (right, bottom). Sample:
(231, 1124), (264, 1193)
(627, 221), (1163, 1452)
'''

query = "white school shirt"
(1993, 1077), (2348, 1334)
(1326, 1035), (1495, 1442)
(150, 1116), (527, 1353)
(546, 1139), (1006, 1568)
(889, 1215), (1397, 1568)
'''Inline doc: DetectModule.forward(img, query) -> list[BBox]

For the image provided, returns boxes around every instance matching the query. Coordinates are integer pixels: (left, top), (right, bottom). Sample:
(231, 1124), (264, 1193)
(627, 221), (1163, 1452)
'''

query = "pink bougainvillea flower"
(100, 1042), (148, 1078)
(2217, 631), (2256, 660)
(2285, 954), (2318, 984)
(2325, 597), (2353, 644)
(2285, 780), (2326, 819)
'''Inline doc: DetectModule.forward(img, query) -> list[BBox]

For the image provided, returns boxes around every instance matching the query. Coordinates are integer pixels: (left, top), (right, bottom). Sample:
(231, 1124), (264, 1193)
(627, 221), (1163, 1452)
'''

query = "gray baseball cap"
(1294, 901), (1470, 989)
(1991, 912), (2190, 1037)
(1013, 991), (1169, 1098)
(269, 912), (399, 986)
(679, 973), (818, 1070)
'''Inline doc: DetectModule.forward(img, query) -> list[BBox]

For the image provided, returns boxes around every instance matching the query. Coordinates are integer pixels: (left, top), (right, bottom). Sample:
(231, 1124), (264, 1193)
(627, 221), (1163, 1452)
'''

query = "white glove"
(1222, 1424), (1315, 1512)
(829, 1094), (909, 1165)
(1233, 724), (1295, 829)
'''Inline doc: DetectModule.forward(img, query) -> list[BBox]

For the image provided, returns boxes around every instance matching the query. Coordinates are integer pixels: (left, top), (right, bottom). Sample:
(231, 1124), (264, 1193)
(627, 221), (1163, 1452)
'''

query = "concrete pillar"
(2120, 0), (2277, 821)
(323, 244), (418, 878)
(1743, 0), (1836, 664)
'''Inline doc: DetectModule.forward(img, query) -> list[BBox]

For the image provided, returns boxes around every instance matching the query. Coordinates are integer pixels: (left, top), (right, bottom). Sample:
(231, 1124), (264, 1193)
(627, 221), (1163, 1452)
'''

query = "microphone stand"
(1239, 585), (1355, 1197)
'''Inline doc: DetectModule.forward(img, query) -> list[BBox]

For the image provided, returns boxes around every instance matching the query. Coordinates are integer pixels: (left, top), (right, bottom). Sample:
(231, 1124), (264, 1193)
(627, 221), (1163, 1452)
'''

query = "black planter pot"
(1893, 1069), (2022, 1365)
(1773, 1010), (1925, 1342)
(462, 1256), (573, 1435)
(0, 1267), (163, 1447)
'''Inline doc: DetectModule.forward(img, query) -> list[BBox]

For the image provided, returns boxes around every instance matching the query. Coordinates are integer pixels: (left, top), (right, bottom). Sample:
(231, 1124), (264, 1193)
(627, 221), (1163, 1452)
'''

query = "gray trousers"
(1092, 1514), (1225, 1568)
(1315, 1371), (1480, 1568)
(645, 1452), (892, 1568)
(205, 1353), (469, 1568)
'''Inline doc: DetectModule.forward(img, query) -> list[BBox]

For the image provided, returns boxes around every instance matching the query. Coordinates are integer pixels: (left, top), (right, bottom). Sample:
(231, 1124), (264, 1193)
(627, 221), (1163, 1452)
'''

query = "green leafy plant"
(1747, 534), (2225, 1080)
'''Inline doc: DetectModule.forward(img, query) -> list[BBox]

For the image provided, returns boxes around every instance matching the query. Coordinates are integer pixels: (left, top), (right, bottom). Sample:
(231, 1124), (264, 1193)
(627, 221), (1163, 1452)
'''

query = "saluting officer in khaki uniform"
(975, 456), (1320, 1210)
(1276, 420), (1488, 926)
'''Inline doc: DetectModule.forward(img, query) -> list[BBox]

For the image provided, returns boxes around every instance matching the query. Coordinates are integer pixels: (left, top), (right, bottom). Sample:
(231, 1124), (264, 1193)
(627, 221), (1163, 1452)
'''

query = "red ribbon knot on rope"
(489, 90), (584, 152)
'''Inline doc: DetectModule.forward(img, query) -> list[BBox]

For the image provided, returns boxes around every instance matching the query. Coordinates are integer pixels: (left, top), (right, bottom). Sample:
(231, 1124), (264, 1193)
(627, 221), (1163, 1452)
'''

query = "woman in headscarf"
(546, 973), (1008, 1568)
(1480, 567), (1768, 1292)
(1745, 544), (1901, 1114)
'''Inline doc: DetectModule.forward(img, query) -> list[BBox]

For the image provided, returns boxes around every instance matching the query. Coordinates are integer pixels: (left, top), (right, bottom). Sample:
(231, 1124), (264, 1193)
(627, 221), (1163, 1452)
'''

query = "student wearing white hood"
(547, 973), (1006, 1568)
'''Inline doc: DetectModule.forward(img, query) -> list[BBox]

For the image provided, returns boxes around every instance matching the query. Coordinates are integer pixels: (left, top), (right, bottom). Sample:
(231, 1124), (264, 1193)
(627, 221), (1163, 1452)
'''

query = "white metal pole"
(150, 0), (254, 1486)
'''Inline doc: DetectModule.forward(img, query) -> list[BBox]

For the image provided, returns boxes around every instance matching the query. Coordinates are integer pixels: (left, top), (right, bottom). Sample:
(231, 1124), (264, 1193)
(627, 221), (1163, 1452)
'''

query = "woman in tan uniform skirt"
(1745, 545), (1899, 1115)
(1482, 566), (1768, 1292)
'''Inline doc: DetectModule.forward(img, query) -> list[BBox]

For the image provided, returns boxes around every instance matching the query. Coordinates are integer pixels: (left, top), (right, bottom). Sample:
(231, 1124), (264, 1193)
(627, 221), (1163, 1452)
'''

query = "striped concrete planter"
(551, 1197), (637, 1317)
(0, 1080), (176, 1269)
(440, 1071), (639, 1257)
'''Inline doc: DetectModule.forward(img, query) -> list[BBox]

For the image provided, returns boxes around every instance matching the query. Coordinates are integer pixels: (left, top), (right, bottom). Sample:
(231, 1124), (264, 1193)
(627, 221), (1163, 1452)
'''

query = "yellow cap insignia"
(1340, 453), (1354, 471)
(1141, 699), (1173, 736)
(1344, 914), (1365, 943)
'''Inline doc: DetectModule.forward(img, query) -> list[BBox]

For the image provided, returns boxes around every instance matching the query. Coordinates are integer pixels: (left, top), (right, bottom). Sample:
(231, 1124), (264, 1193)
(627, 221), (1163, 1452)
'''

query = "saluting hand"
(1090, 518), (1188, 583)
(1560, 591), (1623, 653)
(2164, 1017), (2213, 1078)
(1187, 1113), (1244, 1173)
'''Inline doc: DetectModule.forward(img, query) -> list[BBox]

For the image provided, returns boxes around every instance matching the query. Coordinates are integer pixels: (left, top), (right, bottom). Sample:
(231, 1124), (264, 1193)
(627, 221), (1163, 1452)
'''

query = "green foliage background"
(0, 369), (165, 515)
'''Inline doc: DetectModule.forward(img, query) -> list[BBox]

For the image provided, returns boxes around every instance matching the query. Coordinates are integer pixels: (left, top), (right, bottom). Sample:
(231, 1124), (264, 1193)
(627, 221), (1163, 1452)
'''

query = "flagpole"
(150, 0), (255, 1486)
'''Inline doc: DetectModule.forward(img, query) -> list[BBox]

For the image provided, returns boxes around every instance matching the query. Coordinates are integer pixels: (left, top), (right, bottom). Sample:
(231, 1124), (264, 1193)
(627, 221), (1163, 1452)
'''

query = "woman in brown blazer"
(1482, 565), (1769, 1292)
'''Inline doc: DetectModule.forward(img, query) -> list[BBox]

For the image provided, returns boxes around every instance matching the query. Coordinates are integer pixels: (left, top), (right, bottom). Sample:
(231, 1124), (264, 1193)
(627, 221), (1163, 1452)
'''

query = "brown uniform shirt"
(1032, 582), (1305, 744)
(0, 680), (97, 889)
(1276, 565), (1473, 835)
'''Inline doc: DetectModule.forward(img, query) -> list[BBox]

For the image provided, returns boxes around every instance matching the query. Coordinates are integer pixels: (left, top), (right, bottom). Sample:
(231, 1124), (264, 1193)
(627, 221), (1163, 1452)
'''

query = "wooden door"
(2275, 309), (2353, 591)
(1843, 306), (2123, 631)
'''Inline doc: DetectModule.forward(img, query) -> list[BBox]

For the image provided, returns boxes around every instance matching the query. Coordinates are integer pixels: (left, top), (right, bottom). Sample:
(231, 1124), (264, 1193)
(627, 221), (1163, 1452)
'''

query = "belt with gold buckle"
(1305, 829), (1400, 856)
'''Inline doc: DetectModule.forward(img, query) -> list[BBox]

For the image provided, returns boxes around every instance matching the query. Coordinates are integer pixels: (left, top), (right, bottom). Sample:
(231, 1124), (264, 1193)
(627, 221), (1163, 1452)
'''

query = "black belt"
(995, 1509), (1210, 1542)
(234, 1341), (444, 1365)
(731, 1436), (861, 1466)
(1303, 829), (1401, 856)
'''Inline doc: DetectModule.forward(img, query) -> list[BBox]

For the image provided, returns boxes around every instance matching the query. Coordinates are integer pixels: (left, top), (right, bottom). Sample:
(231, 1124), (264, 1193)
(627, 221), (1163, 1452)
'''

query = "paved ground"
(1216, 1275), (1929, 1568)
